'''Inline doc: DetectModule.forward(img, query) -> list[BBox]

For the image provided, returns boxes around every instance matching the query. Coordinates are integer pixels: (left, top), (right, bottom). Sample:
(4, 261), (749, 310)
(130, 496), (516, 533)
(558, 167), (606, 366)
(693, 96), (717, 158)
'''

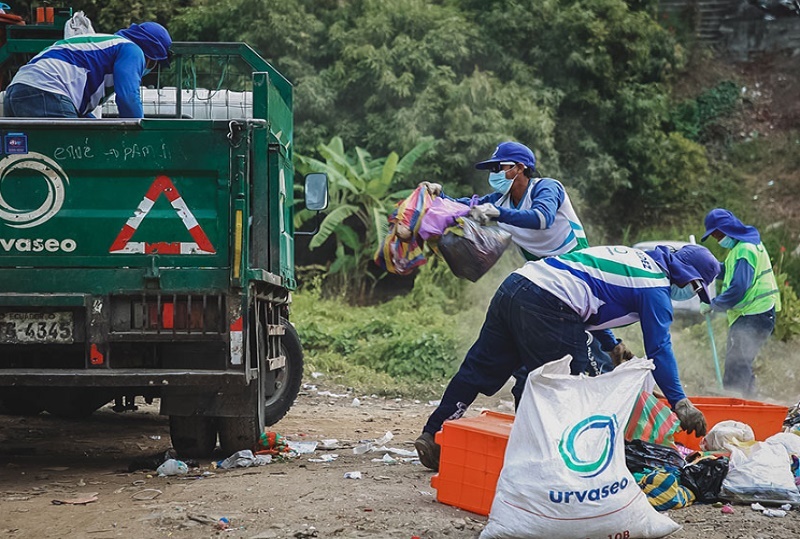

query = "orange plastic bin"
(667, 396), (788, 450)
(430, 411), (514, 516)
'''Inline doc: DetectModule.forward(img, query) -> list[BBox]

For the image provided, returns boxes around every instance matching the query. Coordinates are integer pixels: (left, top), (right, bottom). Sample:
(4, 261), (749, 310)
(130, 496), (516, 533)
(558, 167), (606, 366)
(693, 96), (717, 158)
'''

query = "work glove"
(673, 398), (708, 437)
(699, 303), (712, 316)
(609, 340), (634, 367)
(419, 181), (442, 197)
(468, 203), (500, 225)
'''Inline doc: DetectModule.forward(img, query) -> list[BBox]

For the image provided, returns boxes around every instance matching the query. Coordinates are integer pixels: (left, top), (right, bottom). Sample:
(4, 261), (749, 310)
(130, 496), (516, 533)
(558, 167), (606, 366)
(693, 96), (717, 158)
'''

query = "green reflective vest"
(722, 241), (781, 325)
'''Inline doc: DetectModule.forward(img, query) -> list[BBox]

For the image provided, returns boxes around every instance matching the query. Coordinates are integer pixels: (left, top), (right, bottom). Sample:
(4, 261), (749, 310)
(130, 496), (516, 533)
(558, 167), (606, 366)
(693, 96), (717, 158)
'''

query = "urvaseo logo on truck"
(549, 414), (630, 504)
(0, 152), (69, 228)
(0, 152), (77, 253)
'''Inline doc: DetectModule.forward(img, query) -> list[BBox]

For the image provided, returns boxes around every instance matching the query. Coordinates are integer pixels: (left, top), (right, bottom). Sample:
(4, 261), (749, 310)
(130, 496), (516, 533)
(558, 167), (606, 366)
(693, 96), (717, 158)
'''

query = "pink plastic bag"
(418, 197), (472, 240)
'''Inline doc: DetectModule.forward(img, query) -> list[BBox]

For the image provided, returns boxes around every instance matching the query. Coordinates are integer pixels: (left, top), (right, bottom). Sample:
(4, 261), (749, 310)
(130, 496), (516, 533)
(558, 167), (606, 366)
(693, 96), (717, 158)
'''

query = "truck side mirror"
(304, 173), (328, 211)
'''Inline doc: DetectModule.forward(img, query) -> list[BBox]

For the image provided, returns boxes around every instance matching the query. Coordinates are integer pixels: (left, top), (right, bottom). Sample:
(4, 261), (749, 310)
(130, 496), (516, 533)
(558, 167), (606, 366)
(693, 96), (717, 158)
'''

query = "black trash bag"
(680, 457), (730, 503)
(437, 217), (512, 282)
(624, 439), (686, 475)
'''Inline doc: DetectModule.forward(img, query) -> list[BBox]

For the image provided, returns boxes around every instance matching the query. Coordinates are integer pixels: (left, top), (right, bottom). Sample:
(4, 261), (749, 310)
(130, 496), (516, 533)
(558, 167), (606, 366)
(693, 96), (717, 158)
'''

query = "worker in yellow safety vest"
(700, 208), (781, 396)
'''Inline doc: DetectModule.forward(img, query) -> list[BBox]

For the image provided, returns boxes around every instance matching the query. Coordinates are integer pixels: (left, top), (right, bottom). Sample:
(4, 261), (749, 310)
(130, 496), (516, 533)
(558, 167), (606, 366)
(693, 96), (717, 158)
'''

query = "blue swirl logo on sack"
(550, 414), (629, 504)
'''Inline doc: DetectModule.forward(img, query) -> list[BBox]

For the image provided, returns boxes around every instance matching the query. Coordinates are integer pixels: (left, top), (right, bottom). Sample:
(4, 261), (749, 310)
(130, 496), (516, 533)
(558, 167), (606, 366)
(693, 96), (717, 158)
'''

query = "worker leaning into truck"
(414, 243), (721, 471)
(3, 21), (171, 119)
(700, 208), (781, 397)
(419, 141), (632, 403)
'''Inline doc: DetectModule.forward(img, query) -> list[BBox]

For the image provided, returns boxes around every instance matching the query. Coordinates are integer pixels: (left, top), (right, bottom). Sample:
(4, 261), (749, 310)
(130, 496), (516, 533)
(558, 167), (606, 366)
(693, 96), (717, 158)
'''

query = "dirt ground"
(1, 381), (799, 539)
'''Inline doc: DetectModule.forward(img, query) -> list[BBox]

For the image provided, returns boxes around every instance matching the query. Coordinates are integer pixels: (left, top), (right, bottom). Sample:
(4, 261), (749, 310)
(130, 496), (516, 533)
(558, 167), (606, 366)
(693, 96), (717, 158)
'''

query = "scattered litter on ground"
(51, 492), (98, 505)
(343, 471), (362, 480)
(217, 450), (272, 469)
(352, 398), (361, 407)
(352, 431), (393, 455)
(320, 439), (339, 449)
(130, 489), (162, 501)
(308, 454), (338, 463)
(216, 517), (230, 530)
(287, 440), (318, 455)
(371, 453), (397, 465)
(762, 508), (787, 517)
(156, 459), (188, 477)
(721, 504), (735, 514)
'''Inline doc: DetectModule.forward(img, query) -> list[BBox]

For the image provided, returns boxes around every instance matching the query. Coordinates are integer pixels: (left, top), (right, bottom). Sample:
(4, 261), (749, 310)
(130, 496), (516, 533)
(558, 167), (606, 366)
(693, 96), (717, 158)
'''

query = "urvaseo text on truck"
(0, 7), (328, 456)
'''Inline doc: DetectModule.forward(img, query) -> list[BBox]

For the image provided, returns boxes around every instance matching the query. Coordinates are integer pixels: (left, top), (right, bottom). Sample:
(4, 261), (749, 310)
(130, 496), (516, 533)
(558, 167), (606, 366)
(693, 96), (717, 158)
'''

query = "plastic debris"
(352, 431), (394, 455)
(751, 502), (766, 511)
(762, 509), (787, 517)
(721, 504), (735, 514)
(156, 459), (188, 477)
(780, 503), (792, 511)
(131, 489), (162, 501)
(344, 471), (362, 479)
(216, 517), (230, 530)
(217, 450), (271, 469)
(352, 398), (361, 407)
(308, 454), (338, 463)
(287, 440), (318, 455)
(371, 453), (398, 464)
(320, 439), (339, 449)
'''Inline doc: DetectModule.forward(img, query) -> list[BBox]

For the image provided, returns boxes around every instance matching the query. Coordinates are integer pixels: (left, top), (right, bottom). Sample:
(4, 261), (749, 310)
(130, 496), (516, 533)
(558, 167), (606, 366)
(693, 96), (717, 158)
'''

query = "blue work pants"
(723, 307), (775, 397)
(423, 273), (588, 435)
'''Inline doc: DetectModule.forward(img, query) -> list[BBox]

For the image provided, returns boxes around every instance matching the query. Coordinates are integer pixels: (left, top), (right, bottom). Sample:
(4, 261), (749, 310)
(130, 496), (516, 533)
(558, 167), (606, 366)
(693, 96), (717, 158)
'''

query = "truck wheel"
(169, 416), (217, 458)
(217, 317), (303, 454)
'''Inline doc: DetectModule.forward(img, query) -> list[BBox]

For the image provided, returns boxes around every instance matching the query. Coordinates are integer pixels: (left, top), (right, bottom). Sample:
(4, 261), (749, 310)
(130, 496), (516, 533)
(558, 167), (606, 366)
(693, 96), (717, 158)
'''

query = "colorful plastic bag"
(374, 186), (432, 275)
(418, 197), (471, 240)
(637, 469), (695, 511)
(624, 390), (681, 446)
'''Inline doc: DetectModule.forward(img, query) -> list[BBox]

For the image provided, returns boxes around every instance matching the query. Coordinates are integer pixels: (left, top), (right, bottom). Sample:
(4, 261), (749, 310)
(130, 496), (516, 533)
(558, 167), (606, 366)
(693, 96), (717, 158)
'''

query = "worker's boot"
(414, 431), (441, 471)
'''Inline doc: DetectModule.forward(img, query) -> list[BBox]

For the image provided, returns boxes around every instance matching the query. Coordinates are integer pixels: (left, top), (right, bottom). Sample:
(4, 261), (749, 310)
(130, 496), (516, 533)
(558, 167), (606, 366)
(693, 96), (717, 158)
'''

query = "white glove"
(468, 203), (500, 225)
(419, 181), (442, 197)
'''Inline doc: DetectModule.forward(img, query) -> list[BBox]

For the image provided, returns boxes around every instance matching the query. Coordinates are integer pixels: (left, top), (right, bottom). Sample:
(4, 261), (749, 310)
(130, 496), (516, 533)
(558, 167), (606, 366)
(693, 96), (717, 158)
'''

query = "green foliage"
(670, 81), (740, 141)
(292, 287), (466, 394)
(295, 136), (433, 301)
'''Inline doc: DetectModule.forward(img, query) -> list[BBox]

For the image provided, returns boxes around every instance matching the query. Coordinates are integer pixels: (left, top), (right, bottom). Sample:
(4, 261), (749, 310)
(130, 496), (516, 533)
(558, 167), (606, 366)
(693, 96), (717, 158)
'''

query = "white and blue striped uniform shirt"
(10, 34), (146, 118)
(515, 245), (686, 405)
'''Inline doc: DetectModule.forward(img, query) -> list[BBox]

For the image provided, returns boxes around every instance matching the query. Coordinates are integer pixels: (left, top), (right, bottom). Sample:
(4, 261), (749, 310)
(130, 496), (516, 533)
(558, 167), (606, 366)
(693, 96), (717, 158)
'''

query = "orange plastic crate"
(430, 410), (514, 516)
(666, 396), (788, 450)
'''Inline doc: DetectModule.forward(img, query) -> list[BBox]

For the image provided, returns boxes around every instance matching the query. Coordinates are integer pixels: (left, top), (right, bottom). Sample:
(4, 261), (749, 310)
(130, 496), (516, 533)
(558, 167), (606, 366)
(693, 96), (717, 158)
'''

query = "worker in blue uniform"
(4, 22), (172, 118)
(414, 244), (720, 471)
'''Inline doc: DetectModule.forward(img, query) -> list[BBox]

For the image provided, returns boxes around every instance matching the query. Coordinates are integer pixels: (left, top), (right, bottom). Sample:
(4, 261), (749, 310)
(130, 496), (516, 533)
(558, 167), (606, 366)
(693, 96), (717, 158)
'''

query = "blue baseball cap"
(475, 141), (537, 170)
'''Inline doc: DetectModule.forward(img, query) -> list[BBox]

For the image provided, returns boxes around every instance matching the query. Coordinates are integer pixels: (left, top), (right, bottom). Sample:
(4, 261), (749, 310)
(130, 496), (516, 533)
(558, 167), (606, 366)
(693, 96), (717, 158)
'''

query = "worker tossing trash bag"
(436, 217), (512, 282)
(481, 356), (681, 539)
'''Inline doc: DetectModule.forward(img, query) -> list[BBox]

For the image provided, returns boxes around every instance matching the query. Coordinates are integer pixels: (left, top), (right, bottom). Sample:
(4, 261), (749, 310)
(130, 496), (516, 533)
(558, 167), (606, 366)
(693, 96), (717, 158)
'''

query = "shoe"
(414, 431), (441, 471)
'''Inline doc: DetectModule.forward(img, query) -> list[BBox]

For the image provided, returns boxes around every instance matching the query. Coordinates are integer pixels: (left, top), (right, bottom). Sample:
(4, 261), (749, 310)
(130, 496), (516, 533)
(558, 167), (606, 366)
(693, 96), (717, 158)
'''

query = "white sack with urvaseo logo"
(480, 356), (681, 539)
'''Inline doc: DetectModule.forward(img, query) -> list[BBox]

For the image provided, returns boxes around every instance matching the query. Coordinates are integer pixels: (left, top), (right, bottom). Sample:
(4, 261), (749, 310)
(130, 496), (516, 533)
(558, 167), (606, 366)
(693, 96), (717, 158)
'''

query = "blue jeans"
(510, 333), (614, 408)
(4, 83), (79, 118)
(724, 307), (775, 397)
(423, 273), (588, 435)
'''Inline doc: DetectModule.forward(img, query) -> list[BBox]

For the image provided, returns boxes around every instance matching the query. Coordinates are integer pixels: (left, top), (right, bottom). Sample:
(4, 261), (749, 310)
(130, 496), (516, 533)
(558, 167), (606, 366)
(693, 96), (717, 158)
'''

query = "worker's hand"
(419, 181), (442, 197)
(673, 398), (708, 437)
(609, 341), (634, 366)
(468, 203), (500, 225)
(699, 303), (712, 316)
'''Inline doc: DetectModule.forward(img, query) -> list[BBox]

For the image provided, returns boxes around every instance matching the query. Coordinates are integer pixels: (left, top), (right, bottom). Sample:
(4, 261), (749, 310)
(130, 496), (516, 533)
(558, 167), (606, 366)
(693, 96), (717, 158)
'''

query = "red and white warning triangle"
(109, 175), (216, 255)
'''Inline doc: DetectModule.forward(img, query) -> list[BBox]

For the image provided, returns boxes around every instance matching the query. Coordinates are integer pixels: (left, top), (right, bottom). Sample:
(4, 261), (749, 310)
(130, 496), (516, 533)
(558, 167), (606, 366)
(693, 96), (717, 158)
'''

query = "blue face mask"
(488, 171), (513, 195)
(719, 236), (736, 249)
(670, 283), (697, 302)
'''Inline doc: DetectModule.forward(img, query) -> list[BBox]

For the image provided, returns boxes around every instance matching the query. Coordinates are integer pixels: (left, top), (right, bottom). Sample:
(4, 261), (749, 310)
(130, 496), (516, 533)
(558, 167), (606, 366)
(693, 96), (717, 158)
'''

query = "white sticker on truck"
(0, 152), (70, 229)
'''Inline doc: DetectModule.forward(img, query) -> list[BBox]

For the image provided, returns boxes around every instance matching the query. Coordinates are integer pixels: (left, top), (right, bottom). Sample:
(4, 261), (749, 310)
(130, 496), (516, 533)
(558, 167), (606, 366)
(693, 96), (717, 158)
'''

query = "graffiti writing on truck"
(54, 139), (171, 162)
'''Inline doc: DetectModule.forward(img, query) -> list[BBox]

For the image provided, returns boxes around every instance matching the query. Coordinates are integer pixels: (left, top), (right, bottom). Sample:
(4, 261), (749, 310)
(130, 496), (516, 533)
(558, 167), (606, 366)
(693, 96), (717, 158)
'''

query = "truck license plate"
(0, 312), (74, 344)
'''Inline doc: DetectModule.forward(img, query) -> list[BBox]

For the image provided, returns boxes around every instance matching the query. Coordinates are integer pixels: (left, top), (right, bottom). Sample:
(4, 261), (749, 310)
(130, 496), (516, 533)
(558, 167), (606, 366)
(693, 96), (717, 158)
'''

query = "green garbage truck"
(0, 10), (327, 456)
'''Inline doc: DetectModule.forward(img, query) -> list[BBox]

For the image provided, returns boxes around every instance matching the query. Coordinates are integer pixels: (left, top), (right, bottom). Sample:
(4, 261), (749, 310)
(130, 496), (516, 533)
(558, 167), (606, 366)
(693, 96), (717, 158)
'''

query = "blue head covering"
(116, 22), (172, 66)
(701, 208), (760, 244)
(646, 244), (722, 303)
(475, 141), (537, 170)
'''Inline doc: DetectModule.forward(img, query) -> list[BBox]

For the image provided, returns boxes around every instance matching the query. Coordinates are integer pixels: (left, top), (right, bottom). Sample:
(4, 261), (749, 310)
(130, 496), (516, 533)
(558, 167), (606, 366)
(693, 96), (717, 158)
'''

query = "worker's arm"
(710, 258), (754, 311)
(113, 42), (145, 119)
(638, 288), (687, 408)
(495, 178), (563, 229)
(591, 329), (618, 351)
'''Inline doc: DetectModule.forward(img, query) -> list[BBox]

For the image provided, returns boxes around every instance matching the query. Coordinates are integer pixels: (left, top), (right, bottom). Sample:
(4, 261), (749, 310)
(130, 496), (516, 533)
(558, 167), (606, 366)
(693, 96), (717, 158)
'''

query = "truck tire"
(169, 415), (217, 458)
(217, 317), (303, 454)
